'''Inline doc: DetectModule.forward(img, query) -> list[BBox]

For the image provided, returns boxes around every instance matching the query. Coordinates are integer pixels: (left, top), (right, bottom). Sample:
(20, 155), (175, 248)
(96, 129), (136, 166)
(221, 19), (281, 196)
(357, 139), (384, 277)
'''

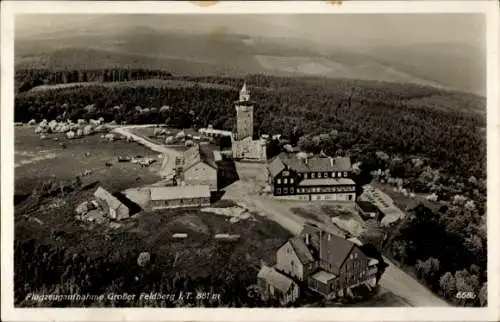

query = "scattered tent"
(83, 125), (94, 136)
(66, 131), (76, 139)
(175, 130), (185, 139)
(165, 136), (174, 144)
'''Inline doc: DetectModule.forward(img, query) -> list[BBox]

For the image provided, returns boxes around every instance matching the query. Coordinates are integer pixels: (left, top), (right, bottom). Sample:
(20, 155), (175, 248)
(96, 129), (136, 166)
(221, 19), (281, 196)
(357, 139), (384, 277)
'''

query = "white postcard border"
(1, 1), (498, 321)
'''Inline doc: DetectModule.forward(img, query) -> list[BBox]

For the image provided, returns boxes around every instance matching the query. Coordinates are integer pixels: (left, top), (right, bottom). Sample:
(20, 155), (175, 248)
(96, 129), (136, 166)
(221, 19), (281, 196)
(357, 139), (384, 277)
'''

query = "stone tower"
(235, 82), (254, 140)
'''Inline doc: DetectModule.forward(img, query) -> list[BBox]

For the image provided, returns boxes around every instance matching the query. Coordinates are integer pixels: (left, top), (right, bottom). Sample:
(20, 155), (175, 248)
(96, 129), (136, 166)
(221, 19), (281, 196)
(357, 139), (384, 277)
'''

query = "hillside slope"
(15, 21), (485, 95)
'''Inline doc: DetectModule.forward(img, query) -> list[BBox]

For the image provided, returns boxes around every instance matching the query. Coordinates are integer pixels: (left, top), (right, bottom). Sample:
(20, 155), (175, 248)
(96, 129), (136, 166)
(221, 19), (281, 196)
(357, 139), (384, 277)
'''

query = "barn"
(148, 185), (211, 210)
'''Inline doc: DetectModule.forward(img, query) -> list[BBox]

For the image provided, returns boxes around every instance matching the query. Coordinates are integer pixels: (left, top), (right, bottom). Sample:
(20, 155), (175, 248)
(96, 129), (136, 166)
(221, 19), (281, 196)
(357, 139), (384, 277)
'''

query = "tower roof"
(239, 81), (250, 102)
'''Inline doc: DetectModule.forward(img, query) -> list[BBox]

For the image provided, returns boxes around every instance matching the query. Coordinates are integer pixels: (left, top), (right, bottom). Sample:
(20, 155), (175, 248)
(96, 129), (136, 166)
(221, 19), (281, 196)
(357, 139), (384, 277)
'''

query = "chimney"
(329, 157), (334, 167)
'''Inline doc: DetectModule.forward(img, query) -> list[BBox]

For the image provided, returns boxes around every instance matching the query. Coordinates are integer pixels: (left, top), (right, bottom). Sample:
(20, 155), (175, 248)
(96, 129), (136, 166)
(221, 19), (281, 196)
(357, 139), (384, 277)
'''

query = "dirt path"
(113, 125), (182, 155)
(221, 166), (449, 307)
(379, 257), (450, 306)
(113, 125), (182, 179)
(112, 126), (450, 307)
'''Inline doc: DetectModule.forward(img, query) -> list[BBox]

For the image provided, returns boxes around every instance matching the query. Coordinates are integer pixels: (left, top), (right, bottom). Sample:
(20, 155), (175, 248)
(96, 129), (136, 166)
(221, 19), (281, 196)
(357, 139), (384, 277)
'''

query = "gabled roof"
(289, 237), (315, 264)
(307, 156), (351, 172)
(94, 187), (126, 210)
(182, 144), (218, 172)
(356, 200), (379, 213)
(300, 223), (356, 275)
(268, 152), (352, 177)
(268, 157), (285, 177)
(257, 266), (295, 293)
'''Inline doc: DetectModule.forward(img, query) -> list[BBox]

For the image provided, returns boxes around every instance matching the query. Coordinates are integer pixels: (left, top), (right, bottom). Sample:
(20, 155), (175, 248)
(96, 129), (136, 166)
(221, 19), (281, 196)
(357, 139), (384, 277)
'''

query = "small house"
(257, 265), (299, 305)
(93, 187), (130, 220)
(149, 185), (211, 210)
(356, 200), (380, 220)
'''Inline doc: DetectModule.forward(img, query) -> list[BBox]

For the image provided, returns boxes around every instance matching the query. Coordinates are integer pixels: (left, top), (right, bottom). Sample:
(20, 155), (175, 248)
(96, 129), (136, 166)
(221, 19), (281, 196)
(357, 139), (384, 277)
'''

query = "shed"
(93, 187), (130, 220)
(257, 265), (299, 305)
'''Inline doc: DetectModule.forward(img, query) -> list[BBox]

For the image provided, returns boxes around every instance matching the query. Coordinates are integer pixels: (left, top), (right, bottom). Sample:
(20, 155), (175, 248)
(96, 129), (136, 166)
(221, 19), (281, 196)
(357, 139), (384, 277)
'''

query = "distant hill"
(15, 21), (486, 96)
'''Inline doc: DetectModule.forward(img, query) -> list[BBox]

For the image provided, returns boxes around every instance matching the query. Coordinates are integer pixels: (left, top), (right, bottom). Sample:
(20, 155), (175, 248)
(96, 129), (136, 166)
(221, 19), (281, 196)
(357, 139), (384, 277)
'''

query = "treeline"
(15, 68), (173, 92)
(386, 204), (487, 306)
(15, 75), (486, 180)
(14, 236), (266, 307)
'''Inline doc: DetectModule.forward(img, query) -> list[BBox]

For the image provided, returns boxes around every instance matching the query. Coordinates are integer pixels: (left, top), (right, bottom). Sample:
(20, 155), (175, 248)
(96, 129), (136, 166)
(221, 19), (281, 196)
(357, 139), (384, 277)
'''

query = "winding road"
(114, 124), (450, 307)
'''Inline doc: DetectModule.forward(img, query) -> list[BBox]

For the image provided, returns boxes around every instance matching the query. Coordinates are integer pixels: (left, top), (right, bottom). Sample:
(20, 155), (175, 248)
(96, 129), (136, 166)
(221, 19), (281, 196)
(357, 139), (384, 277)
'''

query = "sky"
(15, 13), (485, 48)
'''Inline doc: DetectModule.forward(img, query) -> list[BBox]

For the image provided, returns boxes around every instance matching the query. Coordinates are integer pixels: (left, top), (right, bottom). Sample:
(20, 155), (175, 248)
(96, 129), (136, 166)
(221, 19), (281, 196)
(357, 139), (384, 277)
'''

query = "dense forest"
(15, 68), (173, 93)
(15, 230), (268, 307)
(15, 72), (487, 306)
(15, 73), (486, 180)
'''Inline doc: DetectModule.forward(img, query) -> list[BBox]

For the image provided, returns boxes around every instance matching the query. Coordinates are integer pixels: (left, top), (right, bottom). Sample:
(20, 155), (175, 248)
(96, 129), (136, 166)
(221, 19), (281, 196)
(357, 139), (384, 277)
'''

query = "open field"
(372, 181), (445, 213)
(29, 79), (236, 93)
(15, 127), (162, 196)
(254, 55), (447, 90)
(14, 125), (452, 307)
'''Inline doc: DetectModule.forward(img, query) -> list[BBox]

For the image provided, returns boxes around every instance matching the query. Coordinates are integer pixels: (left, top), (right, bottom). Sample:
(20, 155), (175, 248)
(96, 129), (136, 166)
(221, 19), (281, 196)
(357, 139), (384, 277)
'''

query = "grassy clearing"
(15, 127), (161, 195)
(373, 182), (444, 213)
(16, 196), (292, 281)
(29, 79), (236, 93)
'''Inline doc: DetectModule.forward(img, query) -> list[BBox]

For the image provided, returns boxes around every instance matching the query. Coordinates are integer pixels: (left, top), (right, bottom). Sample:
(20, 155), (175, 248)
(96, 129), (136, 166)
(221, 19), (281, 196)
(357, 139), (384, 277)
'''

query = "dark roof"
(268, 157), (285, 177)
(357, 200), (379, 213)
(268, 152), (351, 177)
(300, 223), (355, 275)
(199, 143), (219, 169)
(183, 144), (217, 171)
(289, 237), (315, 264)
(94, 186), (126, 211)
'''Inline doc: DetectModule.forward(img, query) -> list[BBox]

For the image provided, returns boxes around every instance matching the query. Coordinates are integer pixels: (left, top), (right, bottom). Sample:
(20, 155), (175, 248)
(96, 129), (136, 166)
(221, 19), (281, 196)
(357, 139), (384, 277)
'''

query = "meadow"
(15, 127), (161, 196)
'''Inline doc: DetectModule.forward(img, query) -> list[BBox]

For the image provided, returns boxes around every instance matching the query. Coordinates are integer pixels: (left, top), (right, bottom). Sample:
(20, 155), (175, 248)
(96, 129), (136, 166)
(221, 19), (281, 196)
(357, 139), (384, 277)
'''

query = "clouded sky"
(16, 13), (485, 48)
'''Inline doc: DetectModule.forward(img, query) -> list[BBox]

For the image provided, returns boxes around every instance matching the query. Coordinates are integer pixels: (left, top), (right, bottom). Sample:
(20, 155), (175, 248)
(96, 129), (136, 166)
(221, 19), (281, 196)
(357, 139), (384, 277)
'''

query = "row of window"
(275, 186), (356, 195)
(276, 186), (356, 194)
(155, 198), (210, 205)
(304, 171), (348, 179)
(276, 178), (294, 184)
(276, 187), (295, 195)
(276, 171), (349, 184)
